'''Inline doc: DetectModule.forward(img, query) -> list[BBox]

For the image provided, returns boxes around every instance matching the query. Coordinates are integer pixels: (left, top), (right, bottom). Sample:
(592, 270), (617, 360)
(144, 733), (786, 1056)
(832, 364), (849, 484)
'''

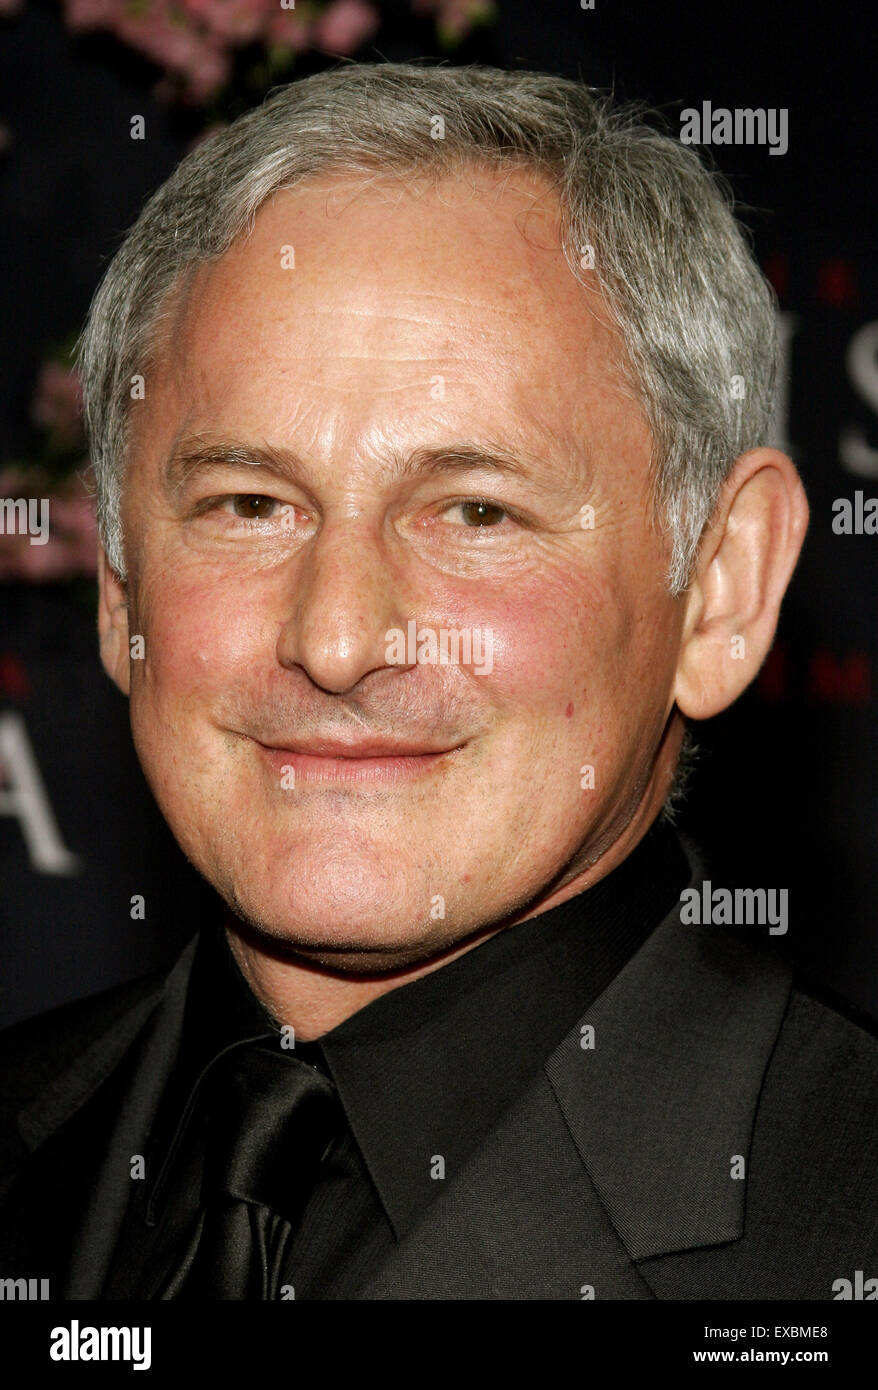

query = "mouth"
(251, 736), (466, 786)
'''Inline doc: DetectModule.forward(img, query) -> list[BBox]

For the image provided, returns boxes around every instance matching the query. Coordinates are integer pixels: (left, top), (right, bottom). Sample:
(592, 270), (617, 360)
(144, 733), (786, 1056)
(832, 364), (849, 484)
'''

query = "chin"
(233, 907), (457, 975)
(223, 869), (449, 960)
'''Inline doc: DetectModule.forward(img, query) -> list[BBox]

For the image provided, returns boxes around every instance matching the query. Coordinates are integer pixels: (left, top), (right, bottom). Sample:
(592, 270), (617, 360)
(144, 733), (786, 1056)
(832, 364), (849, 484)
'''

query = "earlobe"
(673, 448), (809, 721)
(97, 547), (132, 696)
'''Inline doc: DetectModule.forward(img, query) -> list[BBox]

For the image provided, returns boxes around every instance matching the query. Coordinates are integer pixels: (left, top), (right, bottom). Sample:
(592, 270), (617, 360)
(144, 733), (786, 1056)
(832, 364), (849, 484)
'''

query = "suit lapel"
(62, 937), (198, 1297)
(4, 936), (197, 1298)
(360, 890), (792, 1299)
(356, 1063), (654, 1300)
(545, 903), (793, 1265)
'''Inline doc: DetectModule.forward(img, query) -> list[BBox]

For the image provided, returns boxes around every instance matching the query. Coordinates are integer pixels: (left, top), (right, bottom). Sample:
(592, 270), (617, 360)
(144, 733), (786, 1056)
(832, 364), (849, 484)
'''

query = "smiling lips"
(253, 736), (464, 784)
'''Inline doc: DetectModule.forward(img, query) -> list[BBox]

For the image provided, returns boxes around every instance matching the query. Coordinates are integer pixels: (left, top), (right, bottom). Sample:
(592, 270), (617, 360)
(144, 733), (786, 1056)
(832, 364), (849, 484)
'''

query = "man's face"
(108, 167), (686, 968)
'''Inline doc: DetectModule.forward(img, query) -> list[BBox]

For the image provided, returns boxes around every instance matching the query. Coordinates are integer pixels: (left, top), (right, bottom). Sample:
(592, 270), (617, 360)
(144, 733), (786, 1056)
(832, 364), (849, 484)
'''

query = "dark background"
(1, 0), (875, 1028)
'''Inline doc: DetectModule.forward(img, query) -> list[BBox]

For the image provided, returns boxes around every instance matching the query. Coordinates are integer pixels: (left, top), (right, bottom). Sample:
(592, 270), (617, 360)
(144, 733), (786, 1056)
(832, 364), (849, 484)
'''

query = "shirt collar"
(149, 817), (690, 1236)
(314, 817), (690, 1236)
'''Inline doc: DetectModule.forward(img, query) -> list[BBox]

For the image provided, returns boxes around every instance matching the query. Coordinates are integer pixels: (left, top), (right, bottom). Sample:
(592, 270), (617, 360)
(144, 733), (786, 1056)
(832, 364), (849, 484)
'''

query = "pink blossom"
(265, 8), (315, 52)
(30, 362), (84, 450)
(176, 40), (232, 104)
(181, 0), (271, 46)
(0, 469), (98, 583)
(113, 5), (207, 70)
(111, 3), (232, 103)
(410, 0), (493, 41)
(63, 0), (123, 31)
(313, 0), (379, 54)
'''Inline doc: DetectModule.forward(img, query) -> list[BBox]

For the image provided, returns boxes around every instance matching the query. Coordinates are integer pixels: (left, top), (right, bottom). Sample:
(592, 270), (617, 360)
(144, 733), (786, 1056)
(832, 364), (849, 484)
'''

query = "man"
(1, 62), (875, 1301)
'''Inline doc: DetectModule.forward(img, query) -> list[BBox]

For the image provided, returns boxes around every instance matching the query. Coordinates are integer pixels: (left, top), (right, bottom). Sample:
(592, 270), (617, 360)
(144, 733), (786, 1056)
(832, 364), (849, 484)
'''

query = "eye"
(448, 499), (508, 527)
(231, 494), (279, 520)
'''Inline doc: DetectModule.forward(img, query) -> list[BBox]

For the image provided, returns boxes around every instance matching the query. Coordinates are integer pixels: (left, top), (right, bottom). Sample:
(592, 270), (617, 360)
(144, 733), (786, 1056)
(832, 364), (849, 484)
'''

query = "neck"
(226, 717), (684, 1040)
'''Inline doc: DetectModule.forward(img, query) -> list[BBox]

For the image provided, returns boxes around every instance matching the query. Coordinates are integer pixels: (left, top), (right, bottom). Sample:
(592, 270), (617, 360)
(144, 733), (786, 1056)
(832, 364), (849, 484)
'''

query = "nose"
(276, 518), (410, 694)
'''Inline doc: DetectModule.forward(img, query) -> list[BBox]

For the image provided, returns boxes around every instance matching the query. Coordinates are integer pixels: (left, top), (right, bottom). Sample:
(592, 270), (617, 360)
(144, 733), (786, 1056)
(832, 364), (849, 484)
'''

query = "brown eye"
(460, 501), (505, 527)
(233, 495), (276, 519)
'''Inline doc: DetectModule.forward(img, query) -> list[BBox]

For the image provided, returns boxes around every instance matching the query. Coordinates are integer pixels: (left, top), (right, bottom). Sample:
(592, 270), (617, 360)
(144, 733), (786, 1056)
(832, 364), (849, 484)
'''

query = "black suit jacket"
(2, 871), (877, 1300)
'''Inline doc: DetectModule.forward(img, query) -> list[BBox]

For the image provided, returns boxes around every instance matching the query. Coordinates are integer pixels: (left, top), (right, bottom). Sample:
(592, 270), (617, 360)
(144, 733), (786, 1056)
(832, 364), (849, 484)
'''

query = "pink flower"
(181, 0), (270, 45)
(313, 0), (379, 54)
(63, 0), (123, 31)
(176, 40), (232, 104)
(113, 5), (203, 68)
(111, 3), (232, 103)
(0, 468), (98, 583)
(30, 362), (84, 451)
(265, 8), (315, 51)
(410, 0), (494, 41)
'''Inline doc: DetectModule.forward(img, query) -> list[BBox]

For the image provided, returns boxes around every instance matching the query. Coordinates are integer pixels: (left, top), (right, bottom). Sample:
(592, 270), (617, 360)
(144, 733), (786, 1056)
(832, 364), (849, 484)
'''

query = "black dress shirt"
(102, 818), (690, 1298)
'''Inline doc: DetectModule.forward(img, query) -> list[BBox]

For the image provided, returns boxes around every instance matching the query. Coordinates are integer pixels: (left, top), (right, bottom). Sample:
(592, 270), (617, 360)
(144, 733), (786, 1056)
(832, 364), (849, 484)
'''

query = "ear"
(674, 448), (809, 720)
(97, 545), (132, 696)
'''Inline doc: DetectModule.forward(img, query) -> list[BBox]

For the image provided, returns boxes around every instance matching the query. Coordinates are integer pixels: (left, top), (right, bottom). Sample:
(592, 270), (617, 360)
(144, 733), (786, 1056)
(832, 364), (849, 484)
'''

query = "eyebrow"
(163, 436), (544, 497)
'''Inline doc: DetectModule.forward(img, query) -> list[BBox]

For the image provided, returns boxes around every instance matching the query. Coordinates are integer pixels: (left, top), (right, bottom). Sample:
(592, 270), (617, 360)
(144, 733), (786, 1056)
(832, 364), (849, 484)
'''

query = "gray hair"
(78, 60), (778, 595)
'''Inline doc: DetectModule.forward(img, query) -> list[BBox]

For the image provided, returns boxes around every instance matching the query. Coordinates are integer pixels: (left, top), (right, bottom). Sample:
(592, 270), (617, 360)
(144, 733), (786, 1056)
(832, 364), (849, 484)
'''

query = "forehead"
(152, 165), (645, 469)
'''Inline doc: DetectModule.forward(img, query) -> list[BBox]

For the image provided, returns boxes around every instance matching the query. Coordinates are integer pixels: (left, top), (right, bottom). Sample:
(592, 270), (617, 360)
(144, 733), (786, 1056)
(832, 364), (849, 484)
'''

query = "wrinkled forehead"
(128, 166), (650, 501)
(157, 165), (635, 389)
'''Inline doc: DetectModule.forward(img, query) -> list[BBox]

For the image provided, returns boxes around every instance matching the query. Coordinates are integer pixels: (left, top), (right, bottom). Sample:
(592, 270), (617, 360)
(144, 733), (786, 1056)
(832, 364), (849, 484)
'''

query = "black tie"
(160, 1040), (342, 1299)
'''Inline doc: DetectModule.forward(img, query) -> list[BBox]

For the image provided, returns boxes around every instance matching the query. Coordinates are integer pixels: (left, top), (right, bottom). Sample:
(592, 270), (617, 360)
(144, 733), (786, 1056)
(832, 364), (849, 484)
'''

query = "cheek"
(131, 565), (270, 715)
(464, 561), (628, 719)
